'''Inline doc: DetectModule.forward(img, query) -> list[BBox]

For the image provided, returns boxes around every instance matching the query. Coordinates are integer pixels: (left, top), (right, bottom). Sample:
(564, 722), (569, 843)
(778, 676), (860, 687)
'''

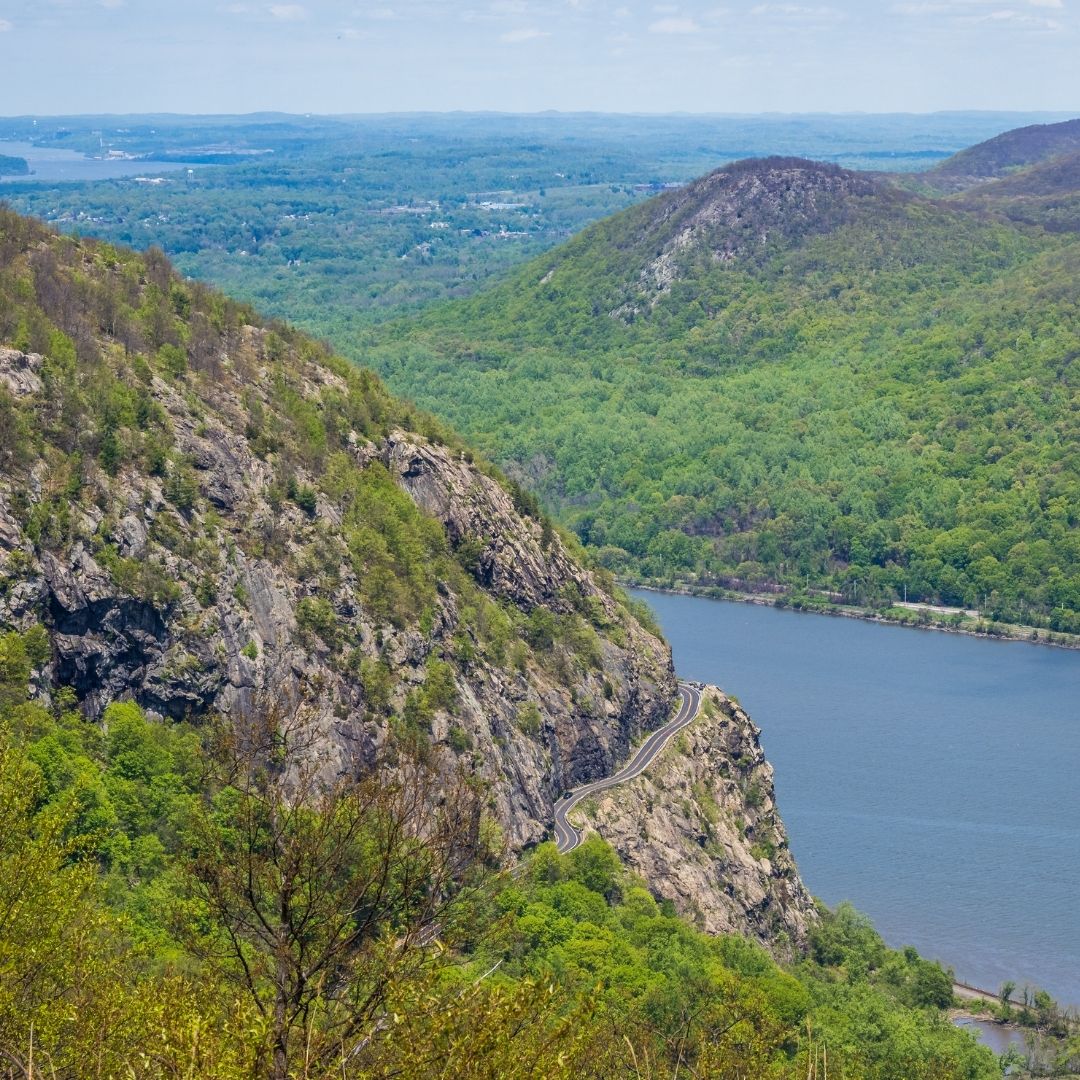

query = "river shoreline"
(633, 587), (1080, 1011)
(626, 581), (1080, 652)
(951, 1010), (1030, 1056)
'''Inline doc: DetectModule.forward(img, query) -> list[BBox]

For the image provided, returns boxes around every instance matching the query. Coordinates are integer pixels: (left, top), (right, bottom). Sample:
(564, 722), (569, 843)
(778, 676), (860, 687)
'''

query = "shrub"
(515, 701), (542, 736)
(296, 597), (339, 648)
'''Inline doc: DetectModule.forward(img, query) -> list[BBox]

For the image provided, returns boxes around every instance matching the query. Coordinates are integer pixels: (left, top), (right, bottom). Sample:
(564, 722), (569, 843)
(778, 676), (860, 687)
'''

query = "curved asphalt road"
(553, 682), (702, 854)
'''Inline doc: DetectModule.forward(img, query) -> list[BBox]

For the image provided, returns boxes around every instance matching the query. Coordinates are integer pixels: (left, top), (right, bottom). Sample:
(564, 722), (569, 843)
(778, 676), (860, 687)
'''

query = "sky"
(0, 0), (1078, 115)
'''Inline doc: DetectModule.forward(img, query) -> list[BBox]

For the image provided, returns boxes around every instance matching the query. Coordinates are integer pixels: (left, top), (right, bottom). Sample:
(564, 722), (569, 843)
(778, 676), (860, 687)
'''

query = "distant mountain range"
(370, 118), (1080, 634)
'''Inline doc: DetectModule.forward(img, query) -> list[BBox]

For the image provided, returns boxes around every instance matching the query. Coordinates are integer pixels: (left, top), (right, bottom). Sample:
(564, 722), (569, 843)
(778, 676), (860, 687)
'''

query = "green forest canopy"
(0, 631), (1006, 1078)
(366, 164), (1080, 633)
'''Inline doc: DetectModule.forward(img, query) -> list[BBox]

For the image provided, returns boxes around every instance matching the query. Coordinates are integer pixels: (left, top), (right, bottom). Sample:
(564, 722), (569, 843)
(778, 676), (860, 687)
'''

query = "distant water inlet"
(0, 141), (201, 183)
(631, 589), (1080, 1007)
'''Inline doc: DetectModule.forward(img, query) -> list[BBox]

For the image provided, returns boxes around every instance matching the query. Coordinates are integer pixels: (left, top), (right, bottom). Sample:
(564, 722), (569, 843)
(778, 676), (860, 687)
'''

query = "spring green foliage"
(7, 113), (1041, 338)
(473, 838), (1001, 1078)
(367, 167), (1080, 633)
(0, 208), (620, 665)
(0, 623), (1009, 1077)
(0, 154), (1053, 1074)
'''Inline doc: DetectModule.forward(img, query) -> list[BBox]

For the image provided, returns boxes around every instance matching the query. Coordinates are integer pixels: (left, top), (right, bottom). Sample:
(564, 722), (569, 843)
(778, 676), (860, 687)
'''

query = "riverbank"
(627, 581), (1080, 652)
(632, 587), (1080, 1010)
(951, 1011), (1029, 1057)
(951, 983), (1080, 1071)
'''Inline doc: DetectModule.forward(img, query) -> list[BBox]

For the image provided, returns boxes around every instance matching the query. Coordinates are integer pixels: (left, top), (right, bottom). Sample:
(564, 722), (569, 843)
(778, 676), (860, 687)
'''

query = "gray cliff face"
(0, 342), (675, 848)
(576, 686), (818, 953)
(607, 158), (884, 318)
(0, 218), (816, 951)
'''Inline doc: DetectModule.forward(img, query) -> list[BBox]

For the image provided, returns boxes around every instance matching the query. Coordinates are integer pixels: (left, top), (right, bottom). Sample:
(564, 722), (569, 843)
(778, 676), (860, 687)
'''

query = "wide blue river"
(632, 590), (1080, 1006)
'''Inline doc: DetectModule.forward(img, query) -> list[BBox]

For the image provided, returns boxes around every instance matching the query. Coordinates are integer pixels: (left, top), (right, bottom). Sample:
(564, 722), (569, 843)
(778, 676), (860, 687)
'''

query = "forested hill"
(0, 207), (1005, 1077)
(918, 116), (1080, 192)
(369, 147), (1080, 634)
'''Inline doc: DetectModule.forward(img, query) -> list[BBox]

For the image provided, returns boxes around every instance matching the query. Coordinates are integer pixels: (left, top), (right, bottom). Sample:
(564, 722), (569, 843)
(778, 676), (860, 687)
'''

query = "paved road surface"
(553, 682), (702, 854)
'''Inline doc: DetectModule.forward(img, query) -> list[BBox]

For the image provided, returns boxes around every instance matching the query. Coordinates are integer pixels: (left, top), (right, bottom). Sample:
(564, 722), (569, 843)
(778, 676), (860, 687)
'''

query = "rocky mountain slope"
(0, 208), (680, 850)
(578, 685), (815, 952)
(604, 158), (886, 314)
(370, 140), (1080, 634)
(0, 209), (818, 957)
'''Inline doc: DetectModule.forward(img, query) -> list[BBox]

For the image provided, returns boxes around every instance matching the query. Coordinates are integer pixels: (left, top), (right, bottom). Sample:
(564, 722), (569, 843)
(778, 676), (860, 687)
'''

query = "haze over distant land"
(1, 0), (1077, 114)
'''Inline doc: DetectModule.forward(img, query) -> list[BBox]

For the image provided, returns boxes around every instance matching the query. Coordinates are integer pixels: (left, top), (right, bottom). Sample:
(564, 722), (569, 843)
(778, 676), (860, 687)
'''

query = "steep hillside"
(599, 157), (885, 313)
(0, 207), (679, 850)
(370, 153), (1080, 633)
(905, 117), (1080, 233)
(581, 686), (814, 950)
(919, 116), (1080, 192)
(0, 212), (1005, 1080)
(950, 149), (1080, 233)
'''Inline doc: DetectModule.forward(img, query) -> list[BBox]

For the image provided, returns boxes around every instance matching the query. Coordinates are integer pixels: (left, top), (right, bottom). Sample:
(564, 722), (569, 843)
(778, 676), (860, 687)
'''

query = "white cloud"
(648, 15), (701, 31)
(937, 2), (1062, 24)
(956, 6), (1063, 25)
(500, 26), (550, 40)
(894, 0), (1064, 11)
(653, 3), (679, 12)
(490, 0), (529, 13)
(0, 18), (11, 30)
(269, 3), (308, 20)
(750, 3), (844, 16)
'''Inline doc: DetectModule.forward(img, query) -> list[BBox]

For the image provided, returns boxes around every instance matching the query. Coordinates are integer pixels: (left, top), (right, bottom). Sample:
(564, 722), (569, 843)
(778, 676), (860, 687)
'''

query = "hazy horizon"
(1, 0), (1078, 116)
(3, 108), (1079, 120)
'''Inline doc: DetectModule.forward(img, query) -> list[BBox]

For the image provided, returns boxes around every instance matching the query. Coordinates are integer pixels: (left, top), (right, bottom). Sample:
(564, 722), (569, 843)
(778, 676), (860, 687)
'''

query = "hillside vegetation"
(919, 118), (1080, 192)
(0, 669), (1003, 1076)
(0, 204), (690, 851)
(369, 145), (1080, 634)
(0, 208), (1010, 1076)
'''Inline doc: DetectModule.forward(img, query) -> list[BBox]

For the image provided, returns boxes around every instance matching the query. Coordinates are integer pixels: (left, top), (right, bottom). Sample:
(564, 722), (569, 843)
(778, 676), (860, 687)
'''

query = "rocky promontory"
(575, 686), (817, 952)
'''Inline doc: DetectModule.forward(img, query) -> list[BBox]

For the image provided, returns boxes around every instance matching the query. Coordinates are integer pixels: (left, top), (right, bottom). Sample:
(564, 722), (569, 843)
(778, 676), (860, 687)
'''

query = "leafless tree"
(183, 700), (486, 1080)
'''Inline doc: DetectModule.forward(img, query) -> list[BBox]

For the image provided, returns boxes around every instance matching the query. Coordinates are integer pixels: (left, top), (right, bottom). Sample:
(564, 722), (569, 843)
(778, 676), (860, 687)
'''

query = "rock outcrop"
(604, 157), (886, 317)
(0, 214), (812, 953)
(0, 338), (674, 848)
(574, 685), (817, 953)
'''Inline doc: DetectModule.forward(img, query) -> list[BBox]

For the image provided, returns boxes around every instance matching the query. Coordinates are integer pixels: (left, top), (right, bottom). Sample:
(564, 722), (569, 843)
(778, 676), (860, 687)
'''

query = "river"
(631, 589), (1080, 1007)
(0, 140), (200, 183)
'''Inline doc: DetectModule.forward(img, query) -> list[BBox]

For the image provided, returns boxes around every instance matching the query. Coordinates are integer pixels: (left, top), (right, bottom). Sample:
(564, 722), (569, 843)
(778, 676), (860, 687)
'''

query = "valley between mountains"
(0, 119), (1067, 1077)
(369, 119), (1080, 641)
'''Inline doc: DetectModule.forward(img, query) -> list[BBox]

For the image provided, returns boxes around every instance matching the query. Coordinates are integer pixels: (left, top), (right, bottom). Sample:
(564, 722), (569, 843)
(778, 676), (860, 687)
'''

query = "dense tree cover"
(919, 118), (1080, 190)
(0, 206), (645, 756)
(0, 628), (1006, 1077)
(10, 119), (1079, 633)
(0, 209), (1012, 1073)
(3, 111), (1053, 336)
(366, 172), (1080, 633)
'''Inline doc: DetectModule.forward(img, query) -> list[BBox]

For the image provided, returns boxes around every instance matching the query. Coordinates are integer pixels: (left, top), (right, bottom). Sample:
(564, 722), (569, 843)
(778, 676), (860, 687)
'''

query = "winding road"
(553, 682), (702, 853)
